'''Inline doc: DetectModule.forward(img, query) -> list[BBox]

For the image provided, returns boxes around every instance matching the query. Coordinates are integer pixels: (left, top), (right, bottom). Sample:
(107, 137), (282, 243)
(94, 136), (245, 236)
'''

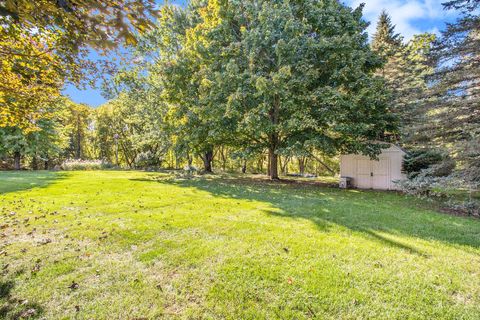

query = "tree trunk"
(268, 95), (280, 180)
(13, 151), (21, 170)
(75, 114), (82, 159)
(202, 149), (214, 173)
(267, 152), (271, 176)
(175, 153), (179, 169)
(220, 147), (227, 171)
(308, 153), (336, 175)
(256, 155), (265, 173)
(269, 147), (279, 179)
(44, 160), (49, 170)
(32, 155), (38, 170)
(281, 156), (290, 175)
(298, 156), (307, 176)
(241, 160), (247, 174)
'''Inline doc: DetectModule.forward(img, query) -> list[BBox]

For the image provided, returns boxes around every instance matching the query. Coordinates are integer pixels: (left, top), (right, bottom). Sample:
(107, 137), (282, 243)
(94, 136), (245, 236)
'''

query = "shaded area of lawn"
(0, 278), (44, 319)
(145, 175), (480, 250)
(0, 171), (66, 194)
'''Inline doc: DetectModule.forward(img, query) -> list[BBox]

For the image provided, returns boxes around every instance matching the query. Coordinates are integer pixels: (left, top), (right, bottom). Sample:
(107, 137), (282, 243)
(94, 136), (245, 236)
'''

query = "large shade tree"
(183, 0), (396, 179)
(0, 0), (157, 129)
(138, 0), (397, 178)
(110, 0), (398, 178)
(147, 1), (231, 173)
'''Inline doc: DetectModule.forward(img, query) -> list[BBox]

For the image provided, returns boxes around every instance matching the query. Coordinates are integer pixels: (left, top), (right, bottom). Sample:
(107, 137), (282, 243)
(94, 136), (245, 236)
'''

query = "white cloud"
(343, 0), (455, 41)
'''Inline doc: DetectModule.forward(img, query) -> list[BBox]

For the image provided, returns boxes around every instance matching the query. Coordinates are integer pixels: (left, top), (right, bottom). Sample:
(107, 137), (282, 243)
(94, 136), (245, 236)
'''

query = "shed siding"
(340, 145), (406, 190)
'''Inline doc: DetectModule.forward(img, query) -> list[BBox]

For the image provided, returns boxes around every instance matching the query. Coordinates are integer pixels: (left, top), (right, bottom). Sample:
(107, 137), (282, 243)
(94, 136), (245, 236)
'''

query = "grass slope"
(1, 171), (479, 319)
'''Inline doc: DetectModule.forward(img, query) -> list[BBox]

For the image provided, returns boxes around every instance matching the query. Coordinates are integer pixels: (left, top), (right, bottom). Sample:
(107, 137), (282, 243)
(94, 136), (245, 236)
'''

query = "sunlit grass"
(1, 170), (479, 319)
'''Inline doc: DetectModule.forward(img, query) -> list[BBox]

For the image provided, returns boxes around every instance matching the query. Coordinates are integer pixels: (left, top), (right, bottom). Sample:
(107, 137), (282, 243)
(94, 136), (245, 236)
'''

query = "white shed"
(340, 144), (406, 190)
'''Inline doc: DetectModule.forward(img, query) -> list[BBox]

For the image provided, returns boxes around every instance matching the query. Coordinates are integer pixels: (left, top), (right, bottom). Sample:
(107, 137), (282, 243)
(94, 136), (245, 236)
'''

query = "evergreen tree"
(389, 34), (436, 145)
(371, 10), (403, 60)
(371, 12), (435, 146)
(427, 0), (480, 184)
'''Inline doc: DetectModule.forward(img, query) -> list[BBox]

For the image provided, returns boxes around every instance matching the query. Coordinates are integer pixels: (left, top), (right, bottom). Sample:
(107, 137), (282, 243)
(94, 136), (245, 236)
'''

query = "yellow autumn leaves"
(0, 24), (64, 131)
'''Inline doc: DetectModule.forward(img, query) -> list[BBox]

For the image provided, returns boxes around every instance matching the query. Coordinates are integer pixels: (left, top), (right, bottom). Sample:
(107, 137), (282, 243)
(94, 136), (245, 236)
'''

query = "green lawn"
(1, 171), (479, 319)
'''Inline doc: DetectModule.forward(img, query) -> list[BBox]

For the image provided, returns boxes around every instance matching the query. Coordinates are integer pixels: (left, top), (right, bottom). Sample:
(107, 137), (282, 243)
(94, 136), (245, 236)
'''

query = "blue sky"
(63, 0), (458, 107)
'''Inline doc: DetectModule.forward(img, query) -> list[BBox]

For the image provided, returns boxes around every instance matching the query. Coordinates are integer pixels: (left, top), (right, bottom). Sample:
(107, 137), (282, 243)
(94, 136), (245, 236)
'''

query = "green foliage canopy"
(147, 0), (397, 178)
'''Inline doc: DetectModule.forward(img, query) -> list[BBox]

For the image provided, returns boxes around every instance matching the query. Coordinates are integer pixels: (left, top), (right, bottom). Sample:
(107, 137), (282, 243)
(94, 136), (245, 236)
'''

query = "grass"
(0, 171), (62, 194)
(1, 170), (480, 319)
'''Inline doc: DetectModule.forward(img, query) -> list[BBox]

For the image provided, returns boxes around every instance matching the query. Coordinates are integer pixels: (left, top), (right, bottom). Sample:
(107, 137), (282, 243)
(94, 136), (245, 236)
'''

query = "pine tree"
(391, 34), (436, 146)
(371, 10), (403, 60)
(427, 0), (480, 184)
(371, 11), (414, 142)
(371, 11), (437, 148)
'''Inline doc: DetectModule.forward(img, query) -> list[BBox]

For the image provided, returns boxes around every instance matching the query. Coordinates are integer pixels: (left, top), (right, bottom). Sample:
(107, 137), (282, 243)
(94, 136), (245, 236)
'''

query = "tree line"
(0, 0), (478, 186)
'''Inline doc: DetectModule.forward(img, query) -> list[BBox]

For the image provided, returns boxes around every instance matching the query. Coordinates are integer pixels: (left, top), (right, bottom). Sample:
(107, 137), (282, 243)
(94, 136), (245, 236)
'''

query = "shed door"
(355, 157), (391, 189)
(356, 159), (372, 189)
(372, 158), (390, 189)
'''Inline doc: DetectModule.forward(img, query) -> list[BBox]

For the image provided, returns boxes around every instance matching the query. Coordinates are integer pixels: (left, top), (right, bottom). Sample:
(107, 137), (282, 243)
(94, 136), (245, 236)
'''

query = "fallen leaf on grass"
(18, 308), (36, 318)
(68, 281), (79, 290)
(31, 263), (41, 274)
(306, 305), (316, 317)
(38, 238), (52, 245)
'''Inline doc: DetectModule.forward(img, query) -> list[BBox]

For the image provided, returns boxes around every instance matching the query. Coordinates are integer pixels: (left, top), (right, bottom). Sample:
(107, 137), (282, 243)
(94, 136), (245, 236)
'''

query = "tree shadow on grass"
(134, 175), (480, 251)
(0, 279), (44, 319)
(0, 171), (68, 195)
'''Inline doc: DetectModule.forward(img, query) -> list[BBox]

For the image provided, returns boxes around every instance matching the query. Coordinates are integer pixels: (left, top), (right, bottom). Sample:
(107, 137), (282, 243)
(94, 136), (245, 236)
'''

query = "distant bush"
(183, 165), (198, 175)
(135, 151), (162, 169)
(61, 159), (113, 171)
